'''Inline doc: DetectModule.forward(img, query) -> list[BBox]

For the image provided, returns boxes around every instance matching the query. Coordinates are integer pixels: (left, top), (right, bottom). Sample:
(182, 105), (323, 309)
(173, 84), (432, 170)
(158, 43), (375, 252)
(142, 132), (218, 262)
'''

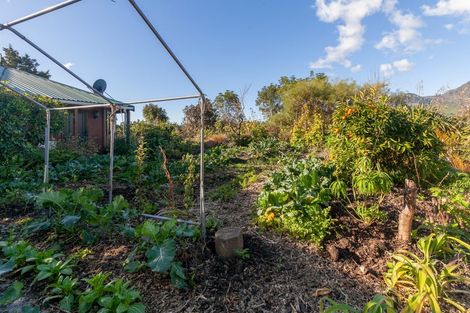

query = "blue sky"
(1, 0), (469, 122)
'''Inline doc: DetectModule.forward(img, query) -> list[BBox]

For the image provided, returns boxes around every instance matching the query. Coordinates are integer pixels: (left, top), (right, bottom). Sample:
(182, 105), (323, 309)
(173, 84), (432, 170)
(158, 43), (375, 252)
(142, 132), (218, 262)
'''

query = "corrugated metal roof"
(0, 65), (126, 107)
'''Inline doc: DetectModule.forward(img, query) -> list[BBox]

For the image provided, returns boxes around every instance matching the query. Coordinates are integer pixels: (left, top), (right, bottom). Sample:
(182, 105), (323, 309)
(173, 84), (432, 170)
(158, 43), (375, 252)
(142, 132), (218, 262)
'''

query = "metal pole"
(142, 214), (199, 226)
(127, 0), (205, 96)
(108, 106), (116, 203)
(3, 26), (119, 106)
(48, 104), (112, 111)
(43, 110), (51, 190)
(0, 0), (82, 31)
(199, 97), (206, 241)
(122, 94), (201, 105)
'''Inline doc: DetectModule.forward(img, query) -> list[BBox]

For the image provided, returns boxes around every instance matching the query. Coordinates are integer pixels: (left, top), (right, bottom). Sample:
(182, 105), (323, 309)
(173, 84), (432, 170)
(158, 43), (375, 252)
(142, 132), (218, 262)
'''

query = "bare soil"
(0, 171), (465, 313)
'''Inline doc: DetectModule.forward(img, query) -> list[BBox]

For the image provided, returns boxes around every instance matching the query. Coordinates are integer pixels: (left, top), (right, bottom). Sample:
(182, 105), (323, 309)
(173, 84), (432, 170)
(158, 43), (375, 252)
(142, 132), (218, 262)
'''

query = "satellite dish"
(93, 79), (107, 93)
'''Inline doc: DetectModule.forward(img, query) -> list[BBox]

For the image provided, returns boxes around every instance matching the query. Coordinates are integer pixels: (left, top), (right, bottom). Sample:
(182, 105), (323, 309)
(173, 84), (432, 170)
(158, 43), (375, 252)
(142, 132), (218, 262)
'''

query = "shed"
(0, 65), (134, 150)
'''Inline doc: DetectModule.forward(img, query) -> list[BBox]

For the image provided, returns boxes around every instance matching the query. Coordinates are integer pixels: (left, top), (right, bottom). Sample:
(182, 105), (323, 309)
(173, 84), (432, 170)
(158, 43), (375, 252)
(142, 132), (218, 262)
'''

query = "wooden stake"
(398, 179), (417, 242)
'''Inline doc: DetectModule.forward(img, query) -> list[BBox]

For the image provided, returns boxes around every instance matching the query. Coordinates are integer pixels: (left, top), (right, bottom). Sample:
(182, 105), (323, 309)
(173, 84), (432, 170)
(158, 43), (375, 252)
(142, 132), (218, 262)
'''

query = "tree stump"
(215, 227), (243, 258)
(398, 179), (417, 242)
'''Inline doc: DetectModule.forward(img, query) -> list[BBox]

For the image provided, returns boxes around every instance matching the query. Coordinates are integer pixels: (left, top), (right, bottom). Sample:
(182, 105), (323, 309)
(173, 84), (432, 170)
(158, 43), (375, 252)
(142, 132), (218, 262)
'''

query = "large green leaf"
(59, 294), (75, 313)
(170, 262), (187, 289)
(0, 259), (15, 276)
(127, 303), (146, 313)
(61, 215), (81, 229)
(145, 239), (176, 272)
(36, 191), (67, 209)
(0, 280), (23, 305)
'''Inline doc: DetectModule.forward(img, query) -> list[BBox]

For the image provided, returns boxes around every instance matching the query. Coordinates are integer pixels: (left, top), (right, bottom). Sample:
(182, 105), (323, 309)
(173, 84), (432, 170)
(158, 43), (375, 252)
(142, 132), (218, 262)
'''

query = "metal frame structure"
(0, 0), (207, 238)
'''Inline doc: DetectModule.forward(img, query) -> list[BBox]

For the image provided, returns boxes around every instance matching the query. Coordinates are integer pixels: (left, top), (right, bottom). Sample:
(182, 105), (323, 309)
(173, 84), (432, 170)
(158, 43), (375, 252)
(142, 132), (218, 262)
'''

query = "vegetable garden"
(1, 63), (469, 312)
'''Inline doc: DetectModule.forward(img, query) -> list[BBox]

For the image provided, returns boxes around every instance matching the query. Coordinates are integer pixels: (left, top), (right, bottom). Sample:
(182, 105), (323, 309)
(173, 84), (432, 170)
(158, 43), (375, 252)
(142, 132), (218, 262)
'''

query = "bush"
(0, 89), (66, 165)
(256, 157), (333, 245)
(327, 88), (455, 185)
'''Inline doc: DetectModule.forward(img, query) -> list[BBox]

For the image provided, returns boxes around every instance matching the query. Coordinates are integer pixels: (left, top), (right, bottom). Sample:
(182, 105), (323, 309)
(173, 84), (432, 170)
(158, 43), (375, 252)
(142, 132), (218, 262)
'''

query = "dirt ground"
(0, 172), (467, 312)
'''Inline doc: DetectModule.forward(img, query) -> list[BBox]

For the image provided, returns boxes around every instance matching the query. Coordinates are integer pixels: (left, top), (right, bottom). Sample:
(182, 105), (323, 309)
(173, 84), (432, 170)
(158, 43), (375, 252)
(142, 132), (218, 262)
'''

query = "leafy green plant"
(328, 87), (455, 185)
(44, 275), (78, 312)
(234, 248), (251, 260)
(124, 220), (198, 288)
(182, 153), (197, 210)
(78, 272), (110, 313)
(33, 258), (74, 285)
(330, 158), (392, 225)
(256, 157), (333, 245)
(36, 188), (133, 243)
(319, 294), (396, 313)
(384, 234), (470, 312)
(0, 281), (23, 305)
(98, 278), (145, 313)
(352, 204), (387, 225)
(207, 181), (238, 202)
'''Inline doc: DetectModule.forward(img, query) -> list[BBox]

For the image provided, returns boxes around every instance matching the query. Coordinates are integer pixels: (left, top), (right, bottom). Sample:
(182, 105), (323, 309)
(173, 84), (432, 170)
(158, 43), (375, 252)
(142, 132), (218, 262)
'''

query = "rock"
(337, 238), (350, 249)
(327, 245), (339, 262)
(215, 227), (243, 258)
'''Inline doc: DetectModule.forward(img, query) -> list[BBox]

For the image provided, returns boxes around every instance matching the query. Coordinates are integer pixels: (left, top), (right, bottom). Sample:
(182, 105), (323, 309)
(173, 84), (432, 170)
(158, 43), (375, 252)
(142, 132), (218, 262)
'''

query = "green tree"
(182, 100), (217, 136)
(255, 76), (297, 119)
(213, 90), (245, 138)
(143, 104), (169, 124)
(0, 45), (50, 79)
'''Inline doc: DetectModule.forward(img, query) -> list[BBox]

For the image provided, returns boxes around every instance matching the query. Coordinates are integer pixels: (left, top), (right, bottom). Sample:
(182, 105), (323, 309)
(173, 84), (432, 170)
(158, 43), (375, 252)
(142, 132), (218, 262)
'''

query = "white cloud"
(350, 64), (362, 72)
(380, 58), (413, 77)
(393, 58), (413, 71)
(422, 0), (470, 16)
(375, 2), (425, 52)
(310, 0), (383, 69)
(63, 62), (74, 69)
(444, 23), (454, 30)
(380, 63), (394, 77)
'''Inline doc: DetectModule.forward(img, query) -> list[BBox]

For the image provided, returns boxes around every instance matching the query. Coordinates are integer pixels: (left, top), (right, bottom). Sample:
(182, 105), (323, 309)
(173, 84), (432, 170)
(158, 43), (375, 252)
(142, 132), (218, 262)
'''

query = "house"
(0, 65), (134, 150)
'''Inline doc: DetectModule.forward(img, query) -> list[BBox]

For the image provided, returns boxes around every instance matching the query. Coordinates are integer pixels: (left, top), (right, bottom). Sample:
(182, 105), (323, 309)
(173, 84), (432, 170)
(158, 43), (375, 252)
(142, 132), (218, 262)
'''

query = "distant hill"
(401, 81), (470, 115)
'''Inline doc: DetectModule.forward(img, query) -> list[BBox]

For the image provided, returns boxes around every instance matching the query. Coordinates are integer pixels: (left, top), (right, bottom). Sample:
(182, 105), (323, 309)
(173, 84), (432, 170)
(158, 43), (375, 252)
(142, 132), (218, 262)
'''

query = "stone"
(327, 245), (339, 262)
(215, 227), (243, 258)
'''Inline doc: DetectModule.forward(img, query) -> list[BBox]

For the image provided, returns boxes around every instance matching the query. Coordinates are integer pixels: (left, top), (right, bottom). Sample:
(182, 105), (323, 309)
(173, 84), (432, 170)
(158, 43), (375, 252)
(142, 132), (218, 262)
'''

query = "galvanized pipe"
(142, 213), (199, 226)
(0, 0), (82, 31)
(48, 104), (112, 111)
(199, 97), (206, 241)
(127, 0), (205, 97)
(122, 94), (201, 105)
(43, 110), (51, 190)
(108, 106), (117, 203)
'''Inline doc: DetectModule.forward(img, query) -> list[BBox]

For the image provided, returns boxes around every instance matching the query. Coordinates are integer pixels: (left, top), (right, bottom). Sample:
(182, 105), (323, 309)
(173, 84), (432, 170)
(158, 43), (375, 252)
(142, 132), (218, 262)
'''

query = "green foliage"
(0, 281), (23, 305)
(384, 234), (469, 312)
(0, 88), (65, 165)
(256, 157), (333, 245)
(124, 219), (198, 289)
(143, 104), (169, 124)
(213, 90), (245, 139)
(79, 272), (144, 313)
(207, 181), (238, 202)
(352, 204), (387, 225)
(428, 173), (469, 237)
(327, 87), (456, 185)
(182, 153), (197, 210)
(36, 188), (133, 242)
(234, 248), (251, 261)
(319, 295), (396, 313)
(1, 45), (50, 78)
(290, 105), (325, 150)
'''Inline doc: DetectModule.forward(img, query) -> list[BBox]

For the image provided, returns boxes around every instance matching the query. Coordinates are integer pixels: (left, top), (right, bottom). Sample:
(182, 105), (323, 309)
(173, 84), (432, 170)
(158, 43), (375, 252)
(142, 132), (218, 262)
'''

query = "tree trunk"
(398, 179), (417, 242)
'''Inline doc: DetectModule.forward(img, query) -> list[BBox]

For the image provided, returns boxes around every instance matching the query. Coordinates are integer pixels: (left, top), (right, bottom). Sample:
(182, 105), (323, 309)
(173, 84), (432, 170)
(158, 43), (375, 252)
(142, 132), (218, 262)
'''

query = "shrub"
(384, 234), (469, 312)
(327, 87), (456, 185)
(256, 157), (333, 245)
